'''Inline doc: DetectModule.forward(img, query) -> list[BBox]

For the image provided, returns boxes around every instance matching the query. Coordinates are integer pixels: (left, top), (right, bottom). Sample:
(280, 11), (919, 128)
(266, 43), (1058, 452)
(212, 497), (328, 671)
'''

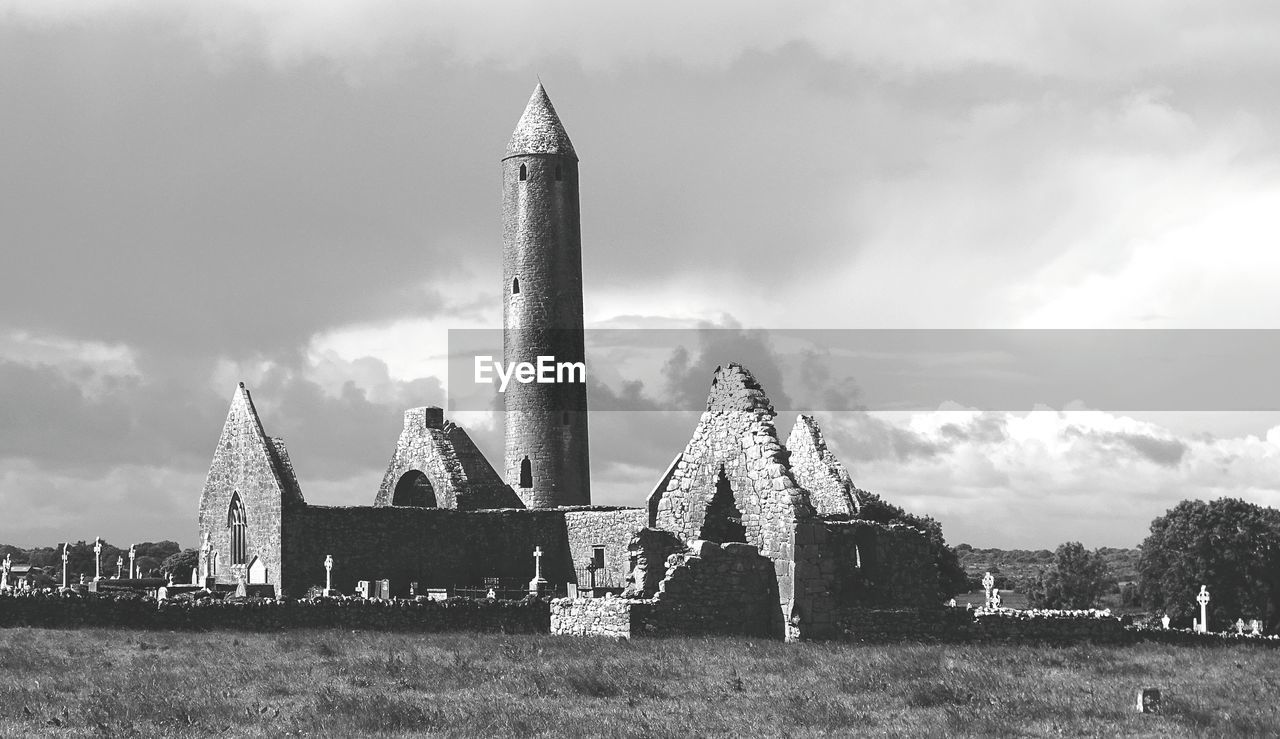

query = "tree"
(161, 549), (200, 582)
(1138, 498), (1280, 628)
(1026, 542), (1110, 609)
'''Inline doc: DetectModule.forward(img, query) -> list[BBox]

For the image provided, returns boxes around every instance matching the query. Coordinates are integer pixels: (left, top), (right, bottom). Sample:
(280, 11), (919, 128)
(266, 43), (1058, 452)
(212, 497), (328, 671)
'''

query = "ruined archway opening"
(392, 470), (438, 507)
(699, 468), (747, 543)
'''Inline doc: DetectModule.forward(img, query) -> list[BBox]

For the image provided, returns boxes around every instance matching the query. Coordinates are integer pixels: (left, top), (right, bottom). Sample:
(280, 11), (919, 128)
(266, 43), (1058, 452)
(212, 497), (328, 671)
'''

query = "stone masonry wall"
(279, 505), (642, 599)
(648, 364), (825, 640)
(824, 520), (938, 608)
(623, 528), (688, 598)
(635, 540), (783, 638)
(550, 597), (632, 638)
(374, 407), (521, 510)
(563, 508), (647, 587)
(786, 415), (857, 516)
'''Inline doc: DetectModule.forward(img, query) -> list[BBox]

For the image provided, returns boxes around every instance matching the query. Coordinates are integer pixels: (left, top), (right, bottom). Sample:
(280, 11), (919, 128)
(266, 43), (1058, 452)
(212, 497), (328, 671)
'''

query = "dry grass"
(1, 627), (1279, 737)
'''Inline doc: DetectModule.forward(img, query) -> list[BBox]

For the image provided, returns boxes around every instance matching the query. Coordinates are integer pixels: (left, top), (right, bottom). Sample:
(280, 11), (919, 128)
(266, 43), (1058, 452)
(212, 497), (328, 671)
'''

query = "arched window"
(555, 165), (562, 181)
(512, 277), (520, 295)
(518, 163), (527, 181)
(227, 493), (247, 565)
(519, 456), (533, 489)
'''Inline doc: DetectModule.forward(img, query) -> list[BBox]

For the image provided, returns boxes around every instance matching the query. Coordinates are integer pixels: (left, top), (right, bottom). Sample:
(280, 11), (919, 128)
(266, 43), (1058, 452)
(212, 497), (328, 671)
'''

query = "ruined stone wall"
(563, 508), (646, 587)
(550, 597), (632, 638)
(786, 415), (857, 516)
(636, 540), (783, 638)
(623, 528), (688, 598)
(374, 407), (521, 510)
(647, 364), (825, 639)
(280, 507), (572, 598)
(278, 505), (642, 599)
(824, 520), (939, 608)
(197, 385), (304, 593)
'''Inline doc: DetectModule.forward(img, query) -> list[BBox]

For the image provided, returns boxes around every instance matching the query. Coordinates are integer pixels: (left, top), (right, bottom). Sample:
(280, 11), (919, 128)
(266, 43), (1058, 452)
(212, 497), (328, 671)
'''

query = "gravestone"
(1196, 585), (1210, 633)
(1250, 619), (1263, 636)
(1136, 688), (1162, 714)
(991, 589), (1002, 609)
(529, 546), (548, 595)
(982, 571), (995, 608)
(379, 579), (391, 600)
(356, 580), (370, 599)
(1160, 614), (1170, 629)
(1235, 618), (1246, 634)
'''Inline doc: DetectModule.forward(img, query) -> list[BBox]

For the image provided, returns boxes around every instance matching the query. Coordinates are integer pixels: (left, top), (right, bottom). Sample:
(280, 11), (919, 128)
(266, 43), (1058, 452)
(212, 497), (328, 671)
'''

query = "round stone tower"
(502, 83), (591, 508)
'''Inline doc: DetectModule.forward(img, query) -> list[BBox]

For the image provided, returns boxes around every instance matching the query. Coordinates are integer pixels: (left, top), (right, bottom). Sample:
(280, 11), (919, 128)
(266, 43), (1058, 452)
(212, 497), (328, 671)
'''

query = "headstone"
(947, 598), (956, 607)
(425, 589), (449, 602)
(486, 588), (496, 600)
(1250, 619), (1263, 636)
(356, 580), (370, 599)
(991, 589), (1002, 609)
(1161, 614), (1170, 630)
(408, 581), (417, 597)
(234, 578), (247, 598)
(1235, 618), (1246, 634)
(379, 579), (391, 601)
(982, 571), (995, 607)
(157, 586), (169, 600)
(1136, 688), (1162, 714)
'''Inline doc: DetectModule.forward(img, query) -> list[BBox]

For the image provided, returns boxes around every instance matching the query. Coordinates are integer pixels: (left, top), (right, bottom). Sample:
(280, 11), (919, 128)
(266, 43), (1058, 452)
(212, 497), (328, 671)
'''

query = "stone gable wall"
(374, 407), (521, 510)
(647, 364), (824, 640)
(197, 385), (296, 594)
(786, 415), (857, 516)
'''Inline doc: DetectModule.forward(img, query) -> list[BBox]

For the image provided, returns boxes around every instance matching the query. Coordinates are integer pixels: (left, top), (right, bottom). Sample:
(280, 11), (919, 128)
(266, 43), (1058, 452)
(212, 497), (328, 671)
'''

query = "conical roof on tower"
(505, 83), (577, 160)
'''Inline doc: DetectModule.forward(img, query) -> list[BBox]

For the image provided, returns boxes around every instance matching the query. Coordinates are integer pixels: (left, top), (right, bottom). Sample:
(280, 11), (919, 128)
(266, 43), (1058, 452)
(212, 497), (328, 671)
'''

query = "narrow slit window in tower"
(519, 163), (527, 181)
(227, 492), (248, 565)
(561, 411), (569, 425)
(519, 456), (533, 488)
(512, 276), (520, 295)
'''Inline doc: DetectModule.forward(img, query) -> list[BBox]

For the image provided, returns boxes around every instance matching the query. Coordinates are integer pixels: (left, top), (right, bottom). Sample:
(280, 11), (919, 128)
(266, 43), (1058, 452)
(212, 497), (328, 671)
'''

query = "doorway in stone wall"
(392, 470), (437, 507)
(699, 467), (747, 543)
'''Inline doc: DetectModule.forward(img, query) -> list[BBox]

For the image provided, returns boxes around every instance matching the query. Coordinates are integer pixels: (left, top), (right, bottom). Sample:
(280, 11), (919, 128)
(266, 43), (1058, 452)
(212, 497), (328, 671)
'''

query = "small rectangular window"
(592, 546), (605, 570)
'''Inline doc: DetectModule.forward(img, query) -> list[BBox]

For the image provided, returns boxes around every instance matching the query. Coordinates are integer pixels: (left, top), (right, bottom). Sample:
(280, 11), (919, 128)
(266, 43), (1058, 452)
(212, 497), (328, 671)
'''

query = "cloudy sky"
(3, 1), (1280, 551)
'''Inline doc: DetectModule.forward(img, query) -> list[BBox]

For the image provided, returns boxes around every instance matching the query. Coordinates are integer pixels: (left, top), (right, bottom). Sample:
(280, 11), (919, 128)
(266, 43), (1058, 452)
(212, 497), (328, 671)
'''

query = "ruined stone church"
(196, 85), (940, 640)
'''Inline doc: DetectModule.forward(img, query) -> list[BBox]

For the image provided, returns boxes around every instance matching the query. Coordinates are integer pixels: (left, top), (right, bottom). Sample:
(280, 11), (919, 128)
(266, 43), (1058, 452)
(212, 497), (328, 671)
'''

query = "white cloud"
(823, 408), (1280, 548)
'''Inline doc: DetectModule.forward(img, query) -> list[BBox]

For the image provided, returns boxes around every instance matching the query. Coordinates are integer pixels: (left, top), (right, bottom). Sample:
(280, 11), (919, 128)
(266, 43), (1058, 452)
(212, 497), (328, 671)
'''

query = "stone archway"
(392, 470), (438, 507)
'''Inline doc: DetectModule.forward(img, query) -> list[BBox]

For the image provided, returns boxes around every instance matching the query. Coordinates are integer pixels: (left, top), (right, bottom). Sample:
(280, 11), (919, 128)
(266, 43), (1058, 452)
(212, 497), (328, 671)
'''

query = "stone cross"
(93, 537), (102, 581)
(1, 553), (10, 591)
(116, 556), (123, 579)
(1161, 614), (1170, 630)
(529, 546), (548, 595)
(991, 589), (1002, 609)
(1196, 585), (1210, 633)
(201, 534), (212, 578)
(324, 555), (333, 595)
(61, 542), (69, 588)
(982, 571), (994, 606)
(129, 546), (136, 579)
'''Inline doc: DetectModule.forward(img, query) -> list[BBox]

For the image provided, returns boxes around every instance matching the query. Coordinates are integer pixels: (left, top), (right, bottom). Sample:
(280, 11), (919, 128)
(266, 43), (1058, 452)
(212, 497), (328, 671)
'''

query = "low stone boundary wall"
(0, 592), (549, 633)
(550, 597), (633, 637)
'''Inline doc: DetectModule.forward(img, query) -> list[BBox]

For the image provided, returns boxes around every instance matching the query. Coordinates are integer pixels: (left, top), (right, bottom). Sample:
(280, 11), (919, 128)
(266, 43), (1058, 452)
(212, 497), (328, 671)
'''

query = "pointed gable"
(786, 415), (858, 517)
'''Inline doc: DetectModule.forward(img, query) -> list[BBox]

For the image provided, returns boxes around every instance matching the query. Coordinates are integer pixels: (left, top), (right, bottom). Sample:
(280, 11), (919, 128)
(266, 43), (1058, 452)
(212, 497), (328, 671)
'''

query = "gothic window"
(699, 468), (747, 543)
(227, 492), (247, 565)
(519, 456), (533, 488)
(512, 276), (520, 295)
(519, 163), (527, 181)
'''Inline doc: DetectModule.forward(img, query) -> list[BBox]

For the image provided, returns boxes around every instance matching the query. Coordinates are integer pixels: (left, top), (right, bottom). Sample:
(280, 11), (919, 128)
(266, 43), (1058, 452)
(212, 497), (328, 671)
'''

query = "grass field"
(2, 627), (1279, 737)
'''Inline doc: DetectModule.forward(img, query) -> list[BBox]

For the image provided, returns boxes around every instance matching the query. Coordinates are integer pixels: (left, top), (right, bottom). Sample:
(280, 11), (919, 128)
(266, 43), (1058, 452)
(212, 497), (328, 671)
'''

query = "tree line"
(0, 540), (186, 583)
(962, 498), (1280, 627)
